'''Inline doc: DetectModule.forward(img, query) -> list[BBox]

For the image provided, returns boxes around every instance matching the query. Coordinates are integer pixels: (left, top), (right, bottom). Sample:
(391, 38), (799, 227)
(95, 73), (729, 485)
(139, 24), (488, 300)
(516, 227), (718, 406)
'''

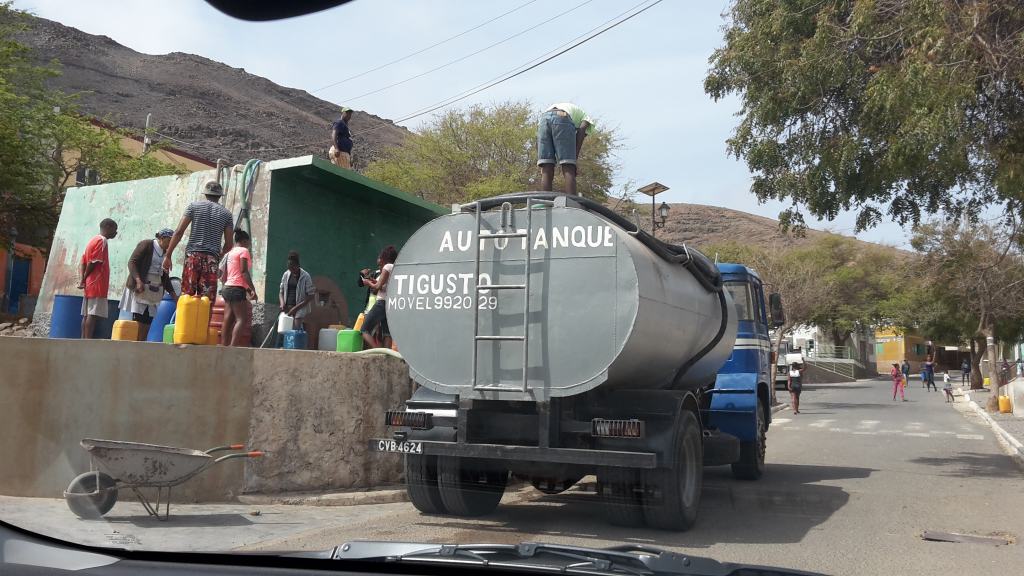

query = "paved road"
(4, 380), (1023, 576)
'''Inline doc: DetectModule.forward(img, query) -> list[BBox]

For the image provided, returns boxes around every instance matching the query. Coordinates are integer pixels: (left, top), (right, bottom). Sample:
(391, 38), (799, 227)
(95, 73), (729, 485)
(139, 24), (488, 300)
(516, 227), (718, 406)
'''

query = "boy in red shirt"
(78, 218), (118, 338)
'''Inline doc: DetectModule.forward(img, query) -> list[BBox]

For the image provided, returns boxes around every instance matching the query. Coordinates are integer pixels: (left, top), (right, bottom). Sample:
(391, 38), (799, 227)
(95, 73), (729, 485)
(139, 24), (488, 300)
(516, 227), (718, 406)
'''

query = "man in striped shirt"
(163, 180), (234, 299)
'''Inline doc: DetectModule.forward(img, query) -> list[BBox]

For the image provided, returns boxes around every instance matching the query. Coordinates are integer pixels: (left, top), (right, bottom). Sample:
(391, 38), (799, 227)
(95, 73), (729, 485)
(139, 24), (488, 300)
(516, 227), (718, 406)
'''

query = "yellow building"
(874, 328), (968, 374)
(874, 329), (929, 374)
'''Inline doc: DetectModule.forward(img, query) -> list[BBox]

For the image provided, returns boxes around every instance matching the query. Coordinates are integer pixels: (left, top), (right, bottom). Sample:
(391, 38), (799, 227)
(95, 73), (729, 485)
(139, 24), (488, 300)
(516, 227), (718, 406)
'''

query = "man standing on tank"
(162, 180), (234, 301)
(537, 102), (594, 195)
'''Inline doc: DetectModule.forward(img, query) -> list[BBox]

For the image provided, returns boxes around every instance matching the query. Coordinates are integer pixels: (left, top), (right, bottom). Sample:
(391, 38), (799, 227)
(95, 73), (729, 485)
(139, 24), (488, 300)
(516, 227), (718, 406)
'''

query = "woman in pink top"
(220, 229), (257, 346)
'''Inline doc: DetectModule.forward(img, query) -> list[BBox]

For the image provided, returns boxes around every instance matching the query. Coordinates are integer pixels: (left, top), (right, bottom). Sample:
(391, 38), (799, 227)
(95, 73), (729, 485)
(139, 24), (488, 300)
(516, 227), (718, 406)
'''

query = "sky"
(14, 0), (914, 247)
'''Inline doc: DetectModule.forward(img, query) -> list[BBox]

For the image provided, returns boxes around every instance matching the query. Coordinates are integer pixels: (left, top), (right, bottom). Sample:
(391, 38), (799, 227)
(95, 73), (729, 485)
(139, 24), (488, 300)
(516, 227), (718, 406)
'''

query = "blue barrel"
(282, 330), (308, 350)
(49, 294), (84, 338)
(93, 300), (121, 339)
(146, 295), (178, 342)
(50, 295), (120, 338)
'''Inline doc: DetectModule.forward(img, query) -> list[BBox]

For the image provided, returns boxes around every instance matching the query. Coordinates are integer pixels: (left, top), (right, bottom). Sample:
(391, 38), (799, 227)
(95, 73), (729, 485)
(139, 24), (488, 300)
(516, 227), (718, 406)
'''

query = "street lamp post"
(637, 182), (670, 237)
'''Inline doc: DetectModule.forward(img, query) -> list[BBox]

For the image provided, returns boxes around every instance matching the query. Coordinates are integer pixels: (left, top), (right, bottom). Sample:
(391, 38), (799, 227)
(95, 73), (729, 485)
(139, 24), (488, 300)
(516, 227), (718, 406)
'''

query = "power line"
(158, 0), (664, 157)
(337, 0), (596, 105)
(313, 0), (541, 94)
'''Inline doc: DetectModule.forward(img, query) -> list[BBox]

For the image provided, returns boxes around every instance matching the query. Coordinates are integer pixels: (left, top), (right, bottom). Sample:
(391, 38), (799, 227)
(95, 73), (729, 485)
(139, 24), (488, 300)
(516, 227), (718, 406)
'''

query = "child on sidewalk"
(943, 371), (954, 402)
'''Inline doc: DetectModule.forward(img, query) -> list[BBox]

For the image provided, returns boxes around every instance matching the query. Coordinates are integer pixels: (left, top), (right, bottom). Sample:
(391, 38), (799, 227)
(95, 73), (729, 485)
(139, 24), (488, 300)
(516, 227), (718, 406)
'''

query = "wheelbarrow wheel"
(65, 472), (118, 519)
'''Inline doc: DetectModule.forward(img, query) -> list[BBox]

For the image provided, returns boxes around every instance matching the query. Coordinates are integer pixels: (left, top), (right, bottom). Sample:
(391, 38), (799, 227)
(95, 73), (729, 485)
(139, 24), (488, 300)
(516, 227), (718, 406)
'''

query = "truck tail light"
(386, 410), (432, 430)
(592, 418), (644, 439)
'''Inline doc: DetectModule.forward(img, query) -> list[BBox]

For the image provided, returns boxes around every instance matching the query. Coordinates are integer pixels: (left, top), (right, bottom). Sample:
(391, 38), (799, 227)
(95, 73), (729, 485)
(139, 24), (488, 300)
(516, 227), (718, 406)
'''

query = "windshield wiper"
(331, 541), (817, 576)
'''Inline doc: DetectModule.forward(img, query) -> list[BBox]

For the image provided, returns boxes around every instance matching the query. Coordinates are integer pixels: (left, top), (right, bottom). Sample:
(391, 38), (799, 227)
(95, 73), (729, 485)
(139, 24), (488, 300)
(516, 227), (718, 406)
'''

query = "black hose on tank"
(467, 192), (723, 293)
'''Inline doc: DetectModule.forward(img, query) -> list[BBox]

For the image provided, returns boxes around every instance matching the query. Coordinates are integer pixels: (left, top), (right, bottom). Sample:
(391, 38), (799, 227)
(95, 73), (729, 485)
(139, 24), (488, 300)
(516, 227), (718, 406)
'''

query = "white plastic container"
(318, 328), (340, 351)
(277, 313), (294, 334)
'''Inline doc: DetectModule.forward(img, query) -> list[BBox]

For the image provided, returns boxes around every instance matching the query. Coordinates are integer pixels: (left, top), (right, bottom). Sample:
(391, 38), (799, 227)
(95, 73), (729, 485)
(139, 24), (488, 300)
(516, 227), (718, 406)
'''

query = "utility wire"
(156, 0), (664, 157)
(337, 0), (595, 104)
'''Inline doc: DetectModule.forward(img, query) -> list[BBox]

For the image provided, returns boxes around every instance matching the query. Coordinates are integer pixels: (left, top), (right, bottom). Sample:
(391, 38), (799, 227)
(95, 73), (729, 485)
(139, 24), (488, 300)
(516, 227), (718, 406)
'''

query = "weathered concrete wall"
(0, 337), (413, 501)
(35, 166), (271, 333)
(245, 351), (413, 493)
(0, 337), (254, 502)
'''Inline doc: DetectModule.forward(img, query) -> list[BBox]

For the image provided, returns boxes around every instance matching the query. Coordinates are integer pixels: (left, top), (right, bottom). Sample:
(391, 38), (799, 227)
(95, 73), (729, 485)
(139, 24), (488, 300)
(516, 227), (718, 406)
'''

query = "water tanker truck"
(371, 192), (785, 531)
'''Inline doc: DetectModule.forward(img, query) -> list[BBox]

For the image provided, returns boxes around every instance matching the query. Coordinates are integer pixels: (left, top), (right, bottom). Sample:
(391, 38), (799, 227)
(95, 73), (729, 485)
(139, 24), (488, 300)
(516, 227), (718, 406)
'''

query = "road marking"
(905, 432), (931, 437)
(853, 431), (876, 435)
(829, 427), (851, 433)
(809, 419), (835, 428)
(879, 429), (903, 434)
(857, 420), (880, 428)
(773, 418), (792, 424)
(930, 431), (956, 435)
(906, 422), (925, 430)
(956, 434), (985, 440)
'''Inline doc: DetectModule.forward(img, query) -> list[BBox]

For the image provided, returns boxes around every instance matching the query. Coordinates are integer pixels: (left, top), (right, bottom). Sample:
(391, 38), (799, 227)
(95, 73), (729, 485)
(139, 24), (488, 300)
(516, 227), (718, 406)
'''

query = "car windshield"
(4, 2), (1024, 576)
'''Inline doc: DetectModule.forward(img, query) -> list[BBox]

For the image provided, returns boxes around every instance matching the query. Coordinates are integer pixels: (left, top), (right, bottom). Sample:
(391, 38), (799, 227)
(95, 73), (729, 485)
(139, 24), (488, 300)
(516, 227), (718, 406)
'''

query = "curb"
(961, 389), (1024, 467)
(771, 402), (790, 414)
(238, 488), (409, 507)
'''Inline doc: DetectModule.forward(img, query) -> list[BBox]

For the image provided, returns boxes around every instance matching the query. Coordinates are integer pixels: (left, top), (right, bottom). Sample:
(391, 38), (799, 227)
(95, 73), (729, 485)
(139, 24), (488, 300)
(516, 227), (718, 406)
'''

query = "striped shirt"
(184, 200), (233, 256)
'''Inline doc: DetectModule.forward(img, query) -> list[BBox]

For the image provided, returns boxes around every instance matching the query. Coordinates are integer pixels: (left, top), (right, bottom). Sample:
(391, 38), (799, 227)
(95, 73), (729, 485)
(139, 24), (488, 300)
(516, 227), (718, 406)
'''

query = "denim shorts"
(537, 110), (577, 166)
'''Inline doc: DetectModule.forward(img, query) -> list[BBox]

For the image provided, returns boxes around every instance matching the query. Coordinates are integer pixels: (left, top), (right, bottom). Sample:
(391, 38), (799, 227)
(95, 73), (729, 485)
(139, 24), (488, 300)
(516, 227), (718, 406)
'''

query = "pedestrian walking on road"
(788, 362), (804, 414)
(961, 359), (971, 386)
(79, 218), (118, 339)
(943, 372), (954, 402)
(891, 363), (906, 401)
(901, 359), (911, 386)
(163, 181), (234, 300)
(924, 356), (937, 391)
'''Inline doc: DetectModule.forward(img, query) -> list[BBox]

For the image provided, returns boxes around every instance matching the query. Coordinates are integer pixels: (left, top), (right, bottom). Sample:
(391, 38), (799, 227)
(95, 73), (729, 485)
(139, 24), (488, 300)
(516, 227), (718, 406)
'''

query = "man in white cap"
(163, 180), (234, 300)
(329, 106), (354, 169)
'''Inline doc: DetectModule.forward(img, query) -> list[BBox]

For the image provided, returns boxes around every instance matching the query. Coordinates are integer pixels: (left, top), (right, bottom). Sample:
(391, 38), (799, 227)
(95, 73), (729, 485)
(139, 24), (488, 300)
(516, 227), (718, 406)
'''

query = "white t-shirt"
(789, 368), (801, 378)
(377, 263), (394, 302)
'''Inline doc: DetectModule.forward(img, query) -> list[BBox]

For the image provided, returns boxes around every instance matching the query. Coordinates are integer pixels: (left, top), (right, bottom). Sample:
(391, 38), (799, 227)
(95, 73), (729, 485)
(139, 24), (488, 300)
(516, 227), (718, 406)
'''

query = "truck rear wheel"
(405, 454), (447, 514)
(598, 468), (645, 527)
(437, 456), (507, 516)
(732, 398), (767, 480)
(642, 410), (702, 531)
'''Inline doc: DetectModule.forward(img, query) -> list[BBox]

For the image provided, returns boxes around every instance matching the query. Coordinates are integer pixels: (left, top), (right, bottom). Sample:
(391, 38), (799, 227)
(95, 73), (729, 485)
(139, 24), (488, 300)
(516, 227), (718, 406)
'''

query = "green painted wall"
(264, 161), (444, 325)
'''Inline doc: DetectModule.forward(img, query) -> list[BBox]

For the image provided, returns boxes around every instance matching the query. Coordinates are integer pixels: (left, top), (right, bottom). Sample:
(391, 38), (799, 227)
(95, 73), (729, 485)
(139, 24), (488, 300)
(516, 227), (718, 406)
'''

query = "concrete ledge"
(772, 402), (790, 414)
(238, 488), (408, 507)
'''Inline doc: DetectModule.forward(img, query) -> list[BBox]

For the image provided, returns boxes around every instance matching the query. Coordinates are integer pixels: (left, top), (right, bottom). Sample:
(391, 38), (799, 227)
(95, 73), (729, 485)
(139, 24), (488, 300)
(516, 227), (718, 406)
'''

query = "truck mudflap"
(369, 439), (658, 469)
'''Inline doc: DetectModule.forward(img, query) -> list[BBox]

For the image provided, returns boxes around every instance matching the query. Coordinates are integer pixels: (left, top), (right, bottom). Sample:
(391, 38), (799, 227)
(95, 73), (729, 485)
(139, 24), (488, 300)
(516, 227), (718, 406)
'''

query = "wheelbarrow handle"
(214, 451), (264, 463)
(205, 444), (247, 454)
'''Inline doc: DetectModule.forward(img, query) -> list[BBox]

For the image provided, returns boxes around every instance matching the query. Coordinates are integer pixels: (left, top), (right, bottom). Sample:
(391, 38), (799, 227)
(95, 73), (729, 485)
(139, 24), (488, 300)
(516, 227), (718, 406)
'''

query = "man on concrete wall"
(329, 107), (354, 169)
(537, 102), (594, 196)
(78, 218), (117, 339)
(163, 180), (233, 300)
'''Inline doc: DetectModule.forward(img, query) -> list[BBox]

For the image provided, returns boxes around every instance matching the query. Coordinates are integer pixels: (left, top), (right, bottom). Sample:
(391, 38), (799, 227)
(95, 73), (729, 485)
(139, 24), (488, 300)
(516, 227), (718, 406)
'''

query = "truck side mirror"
(769, 292), (785, 327)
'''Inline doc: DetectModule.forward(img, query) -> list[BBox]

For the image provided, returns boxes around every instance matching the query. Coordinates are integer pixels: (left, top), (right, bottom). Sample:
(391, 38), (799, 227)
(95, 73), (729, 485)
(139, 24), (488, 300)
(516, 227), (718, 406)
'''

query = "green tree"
(0, 2), (60, 247)
(705, 0), (1024, 233)
(911, 220), (1024, 389)
(365, 101), (618, 206)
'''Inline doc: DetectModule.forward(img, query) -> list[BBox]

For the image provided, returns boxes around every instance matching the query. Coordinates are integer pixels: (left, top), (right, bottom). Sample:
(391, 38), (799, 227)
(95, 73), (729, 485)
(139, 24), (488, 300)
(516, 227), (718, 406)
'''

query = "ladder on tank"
(469, 199), (554, 392)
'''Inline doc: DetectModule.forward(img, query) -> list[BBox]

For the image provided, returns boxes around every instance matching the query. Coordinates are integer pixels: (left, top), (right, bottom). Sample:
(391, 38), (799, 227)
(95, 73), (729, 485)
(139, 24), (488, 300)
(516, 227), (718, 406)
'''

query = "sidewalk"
(958, 385), (1024, 464)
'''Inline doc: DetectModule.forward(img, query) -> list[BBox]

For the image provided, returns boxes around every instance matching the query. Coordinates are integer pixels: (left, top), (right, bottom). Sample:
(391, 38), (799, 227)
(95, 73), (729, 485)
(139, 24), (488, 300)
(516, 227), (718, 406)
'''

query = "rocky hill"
(15, 15), (408, 167)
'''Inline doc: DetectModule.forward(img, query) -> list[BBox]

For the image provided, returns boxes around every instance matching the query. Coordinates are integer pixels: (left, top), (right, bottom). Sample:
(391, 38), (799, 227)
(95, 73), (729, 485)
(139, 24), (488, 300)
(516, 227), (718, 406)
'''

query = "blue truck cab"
(703, 263), (781, 480)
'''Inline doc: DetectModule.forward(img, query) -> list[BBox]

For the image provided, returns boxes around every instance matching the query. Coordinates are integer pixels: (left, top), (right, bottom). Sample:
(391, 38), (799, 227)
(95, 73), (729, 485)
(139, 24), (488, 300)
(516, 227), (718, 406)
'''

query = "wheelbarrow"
(64, 438), (263, 520)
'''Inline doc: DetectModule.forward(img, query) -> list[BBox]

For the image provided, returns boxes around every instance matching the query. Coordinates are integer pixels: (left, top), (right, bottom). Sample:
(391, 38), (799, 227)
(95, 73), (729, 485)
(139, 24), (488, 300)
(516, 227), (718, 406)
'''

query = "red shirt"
(81, 235), (109, 298)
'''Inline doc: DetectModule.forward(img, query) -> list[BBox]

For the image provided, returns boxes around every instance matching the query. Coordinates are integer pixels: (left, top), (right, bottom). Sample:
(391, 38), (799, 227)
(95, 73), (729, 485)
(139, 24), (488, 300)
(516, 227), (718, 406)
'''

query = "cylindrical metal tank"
(387, 202), (737, 401)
